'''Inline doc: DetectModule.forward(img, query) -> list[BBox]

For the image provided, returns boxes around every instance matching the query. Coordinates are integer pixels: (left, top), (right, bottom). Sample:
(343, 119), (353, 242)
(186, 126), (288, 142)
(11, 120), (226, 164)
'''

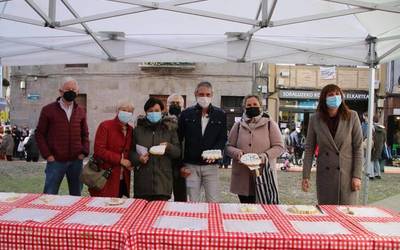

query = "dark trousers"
(135, 195), (170, 201)
(26, 155), (39, 162)
(238, 195), (256, 204)
(43, 160), (83, 196)
(119, 179), (129, 198)
(173, 167), (187, 201)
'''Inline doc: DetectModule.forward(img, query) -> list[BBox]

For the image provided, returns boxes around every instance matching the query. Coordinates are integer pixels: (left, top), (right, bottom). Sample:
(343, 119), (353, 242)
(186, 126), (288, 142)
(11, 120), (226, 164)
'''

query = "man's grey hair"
(167, 94), (185, 107)
(194, 81), (213, 94)
(60, 77), (78, 89)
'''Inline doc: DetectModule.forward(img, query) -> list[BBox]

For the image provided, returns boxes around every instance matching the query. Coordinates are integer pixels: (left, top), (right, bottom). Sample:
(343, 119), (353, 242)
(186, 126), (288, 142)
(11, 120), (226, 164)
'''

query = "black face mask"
(63, 90), (77, 102)
(169, 105), (182, 116)
(245, 107), (261, 118)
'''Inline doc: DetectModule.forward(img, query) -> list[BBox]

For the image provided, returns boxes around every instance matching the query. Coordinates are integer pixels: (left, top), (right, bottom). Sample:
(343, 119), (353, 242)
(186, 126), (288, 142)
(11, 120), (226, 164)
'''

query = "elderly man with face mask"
(36, 77), (89, 196)
(178, 81), (227, 202)
(166, 94), (187, 201)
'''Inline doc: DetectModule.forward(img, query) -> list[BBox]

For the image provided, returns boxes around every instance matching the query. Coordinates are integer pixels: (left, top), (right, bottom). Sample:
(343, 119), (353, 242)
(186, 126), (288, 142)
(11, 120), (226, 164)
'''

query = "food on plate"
(240, 205), (257, 213)
(106, 198), (125, 206)
(341, 207), (355, 215)
(3, 194), (23, 202)
(39, 195), (57, 204)
(287, 205), (319, 215)
(240, 153), (261, 166)
(149, 145), (167, 155)
(201, 150), (222, 160)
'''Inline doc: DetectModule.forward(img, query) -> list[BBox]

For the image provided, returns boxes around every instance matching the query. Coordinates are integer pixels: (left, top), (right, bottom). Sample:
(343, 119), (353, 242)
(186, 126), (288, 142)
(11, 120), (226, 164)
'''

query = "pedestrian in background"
(0, 128), (14, 161)
(24, 129), (40, 162)
(368, 115), (386, 180)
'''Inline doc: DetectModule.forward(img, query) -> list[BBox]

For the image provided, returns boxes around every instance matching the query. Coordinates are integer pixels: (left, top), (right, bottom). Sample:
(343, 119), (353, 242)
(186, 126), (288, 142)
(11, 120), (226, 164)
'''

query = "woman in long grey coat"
(302, 84), (363, 205)
(226, 95), (284, 203)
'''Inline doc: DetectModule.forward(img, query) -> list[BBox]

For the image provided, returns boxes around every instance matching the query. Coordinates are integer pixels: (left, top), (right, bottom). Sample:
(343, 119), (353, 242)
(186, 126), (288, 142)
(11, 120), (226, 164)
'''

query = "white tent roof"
(0, 0), (399, 66)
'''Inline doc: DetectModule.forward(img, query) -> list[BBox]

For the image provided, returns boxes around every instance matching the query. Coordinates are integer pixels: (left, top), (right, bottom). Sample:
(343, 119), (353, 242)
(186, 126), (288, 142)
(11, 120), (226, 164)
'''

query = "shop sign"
(393, 109), (400, 115)
(279, 90), (320, 99)
(344, 93), (369, 100)
(279, 90), (368, 100)
(27, 93), (40, 101)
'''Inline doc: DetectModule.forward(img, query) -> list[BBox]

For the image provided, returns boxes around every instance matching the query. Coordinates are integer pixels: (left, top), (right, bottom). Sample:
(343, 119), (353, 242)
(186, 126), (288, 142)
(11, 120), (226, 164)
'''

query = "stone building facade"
(9, 62), (255, 145)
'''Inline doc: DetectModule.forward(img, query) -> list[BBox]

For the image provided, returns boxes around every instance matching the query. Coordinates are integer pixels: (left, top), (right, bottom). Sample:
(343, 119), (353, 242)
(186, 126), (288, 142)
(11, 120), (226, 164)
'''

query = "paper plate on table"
(149, 145), (167, 155)
(286, 205), (321, 215)
(105, 198), (126, 206)
(0, 193), (26, 203)
(339, 206), (393, 217)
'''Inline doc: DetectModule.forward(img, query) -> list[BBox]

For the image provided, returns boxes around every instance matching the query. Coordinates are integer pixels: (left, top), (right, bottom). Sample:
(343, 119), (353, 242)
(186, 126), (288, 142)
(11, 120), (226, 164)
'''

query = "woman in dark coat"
(0, 129), (14, 161)
(89, 101), (134, 198)
(130, 97), (181, 201)
(302, 84), (363, 205)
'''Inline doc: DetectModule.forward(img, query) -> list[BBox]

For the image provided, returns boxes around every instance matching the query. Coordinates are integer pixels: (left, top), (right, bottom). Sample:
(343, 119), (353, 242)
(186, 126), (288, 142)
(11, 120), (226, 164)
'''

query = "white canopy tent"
(1, 0), (400, 204)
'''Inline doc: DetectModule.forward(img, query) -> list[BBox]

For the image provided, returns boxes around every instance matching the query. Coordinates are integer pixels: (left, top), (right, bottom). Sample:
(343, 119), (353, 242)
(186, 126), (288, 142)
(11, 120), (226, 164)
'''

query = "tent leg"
(362, 66), (375, 205)
(362, 36), (378, 205)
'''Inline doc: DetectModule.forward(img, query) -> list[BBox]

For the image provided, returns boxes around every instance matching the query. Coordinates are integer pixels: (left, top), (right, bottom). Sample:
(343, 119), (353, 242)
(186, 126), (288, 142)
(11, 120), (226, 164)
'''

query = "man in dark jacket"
(178, 81), (227, 202)
(167, 94), (187, 202)
(36, 77), (89, 196)
(24, 129), (40, 162)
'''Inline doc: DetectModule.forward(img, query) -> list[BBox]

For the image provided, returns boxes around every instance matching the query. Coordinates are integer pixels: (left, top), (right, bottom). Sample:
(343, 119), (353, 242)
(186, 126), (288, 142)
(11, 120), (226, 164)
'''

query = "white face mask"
(197, 96), (211, 108)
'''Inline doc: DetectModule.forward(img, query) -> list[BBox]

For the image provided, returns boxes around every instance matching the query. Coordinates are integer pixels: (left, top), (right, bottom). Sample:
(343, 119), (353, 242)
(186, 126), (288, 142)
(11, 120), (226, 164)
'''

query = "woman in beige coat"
(226, 95), (284, 203)
(302, 84), (363, 205)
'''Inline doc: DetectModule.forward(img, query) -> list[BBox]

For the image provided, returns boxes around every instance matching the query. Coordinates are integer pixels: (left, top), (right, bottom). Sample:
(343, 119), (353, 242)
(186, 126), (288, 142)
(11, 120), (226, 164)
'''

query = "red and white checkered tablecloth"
(264, 205), (375, 249)
(130, 202), (400, 250)
(0, 193), (147, 250)
(322, 205), (400, 249)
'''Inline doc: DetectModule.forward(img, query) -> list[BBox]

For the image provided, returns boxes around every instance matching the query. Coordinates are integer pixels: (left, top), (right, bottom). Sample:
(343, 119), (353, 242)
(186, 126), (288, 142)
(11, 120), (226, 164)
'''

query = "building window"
(221, 96), (244, 108)
(65, 64), (88, 68)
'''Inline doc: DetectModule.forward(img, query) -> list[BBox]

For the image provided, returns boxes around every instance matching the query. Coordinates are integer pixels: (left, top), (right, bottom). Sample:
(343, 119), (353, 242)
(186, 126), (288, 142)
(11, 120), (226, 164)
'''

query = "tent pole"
(362, 36), (377, 205)
(49, 0), (56, 23)
(0, 64), (3, 98)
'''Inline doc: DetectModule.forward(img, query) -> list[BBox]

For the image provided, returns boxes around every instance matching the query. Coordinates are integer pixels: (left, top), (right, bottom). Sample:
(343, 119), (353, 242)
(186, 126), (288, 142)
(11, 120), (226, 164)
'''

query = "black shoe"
(375, 176), (381, 179)
(369, 177), (374, 180)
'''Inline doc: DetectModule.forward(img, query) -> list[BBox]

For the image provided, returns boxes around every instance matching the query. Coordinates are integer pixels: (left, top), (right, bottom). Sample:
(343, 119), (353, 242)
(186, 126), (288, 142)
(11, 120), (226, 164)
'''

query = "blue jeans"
(43, 160), (83, 196)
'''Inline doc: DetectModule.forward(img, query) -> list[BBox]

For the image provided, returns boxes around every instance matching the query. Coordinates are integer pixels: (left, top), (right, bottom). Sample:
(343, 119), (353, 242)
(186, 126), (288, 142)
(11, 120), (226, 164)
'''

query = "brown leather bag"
(80, 157), (112, 191)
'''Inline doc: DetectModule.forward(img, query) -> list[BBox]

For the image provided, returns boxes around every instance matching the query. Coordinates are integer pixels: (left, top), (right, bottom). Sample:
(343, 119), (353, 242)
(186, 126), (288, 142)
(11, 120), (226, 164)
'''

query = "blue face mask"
(118, 110), (133, 124)
(147, 112), (162, 123)
(326, 95), (342, 109)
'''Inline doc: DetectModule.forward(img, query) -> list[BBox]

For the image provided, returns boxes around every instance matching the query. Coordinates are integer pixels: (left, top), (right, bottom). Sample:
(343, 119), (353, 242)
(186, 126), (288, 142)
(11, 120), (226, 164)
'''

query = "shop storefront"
(278, 89), (369, 134)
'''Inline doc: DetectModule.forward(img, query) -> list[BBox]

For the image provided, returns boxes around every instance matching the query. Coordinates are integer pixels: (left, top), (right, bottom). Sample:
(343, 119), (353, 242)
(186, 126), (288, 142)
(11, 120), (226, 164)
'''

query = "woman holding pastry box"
(226, 95), (284, 204)
(130, 97), (181, 201)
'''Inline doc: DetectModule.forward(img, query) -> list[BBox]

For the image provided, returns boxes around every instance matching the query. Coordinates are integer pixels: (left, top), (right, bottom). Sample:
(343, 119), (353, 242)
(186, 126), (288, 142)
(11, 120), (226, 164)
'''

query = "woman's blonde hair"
(242, 94), (262, 108)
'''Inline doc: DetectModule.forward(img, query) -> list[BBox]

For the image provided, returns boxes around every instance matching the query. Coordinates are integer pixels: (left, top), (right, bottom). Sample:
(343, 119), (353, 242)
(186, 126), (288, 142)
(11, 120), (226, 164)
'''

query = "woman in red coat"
(89, 101), (134, 197)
